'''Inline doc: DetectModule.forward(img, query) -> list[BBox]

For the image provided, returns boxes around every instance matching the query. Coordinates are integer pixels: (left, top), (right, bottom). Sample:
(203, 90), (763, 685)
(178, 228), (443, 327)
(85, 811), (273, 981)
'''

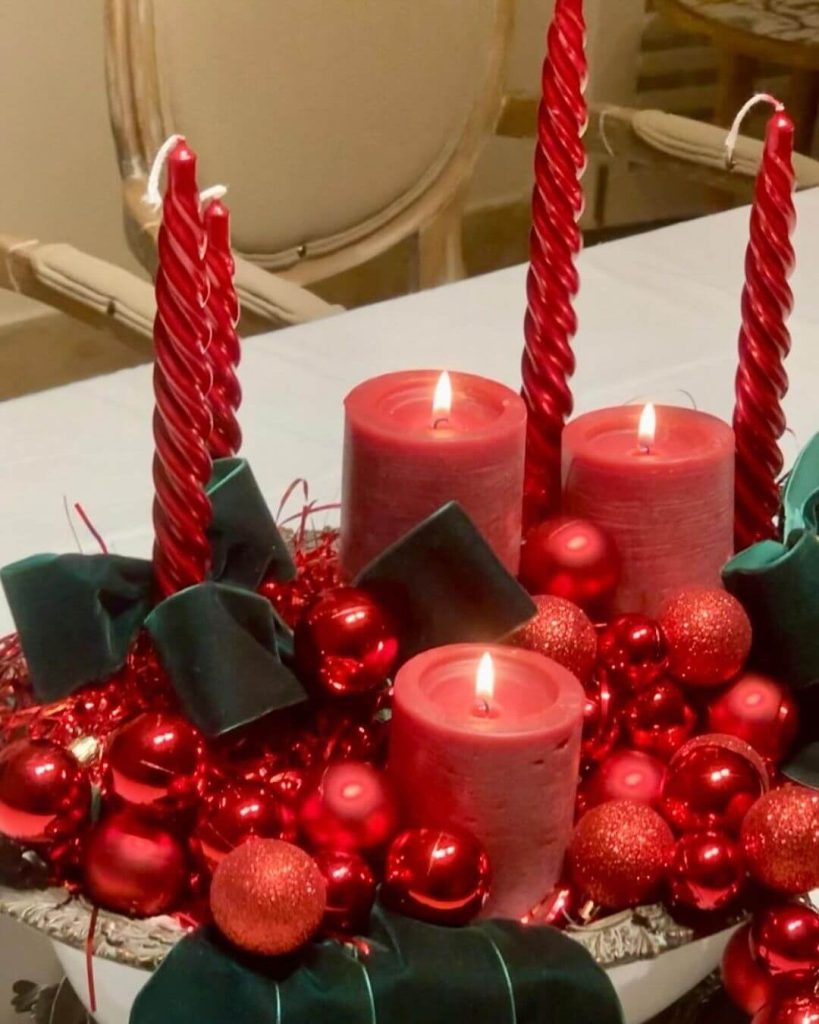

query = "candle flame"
(475, 652), (495, 707)
(638, 403), (656, 452)
(432, 371), (453, 426)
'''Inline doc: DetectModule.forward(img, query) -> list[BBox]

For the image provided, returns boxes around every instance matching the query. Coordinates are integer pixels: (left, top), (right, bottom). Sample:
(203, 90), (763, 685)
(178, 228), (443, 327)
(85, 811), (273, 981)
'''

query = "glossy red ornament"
(84, 808), (188, 916)
(568, 799), (675, 908)
(708, 673), (799, 765)
(192, 784), (297, 872)
(668, 830), (745, 911)
(597, 614), (668, 692)
(752, 992), (819, 1024)
(521, 881), (577, 928)
(294, 588), (399, 697)
(751, 904), (819, 980)
(104, 712), (205, 815)
(742, 786), (819, 894)
(210, 838), (325, 955)
(659, 588), (752, 687)
(623, 679), (697, 761)
(661, 734), (768, 834)
(518, 517), (619, 615)
(582, 749), (666, 810)
(722, 924), (776, 1016)
(381, 827), (491, 926)
(299, 762), (397, 853)
(581, 671), (620, 767)
(0, 739), (90, 846)
(314, 849), (376, 934)
(509, 595), (597, 681)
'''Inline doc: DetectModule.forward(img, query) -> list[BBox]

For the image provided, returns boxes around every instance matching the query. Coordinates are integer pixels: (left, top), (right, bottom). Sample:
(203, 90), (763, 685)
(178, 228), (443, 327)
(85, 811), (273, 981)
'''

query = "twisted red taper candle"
(152, 140), (213, 597)
(733, 107), (796, 551)
(521, 0), (588, 526)
(203, 198), (242, 458)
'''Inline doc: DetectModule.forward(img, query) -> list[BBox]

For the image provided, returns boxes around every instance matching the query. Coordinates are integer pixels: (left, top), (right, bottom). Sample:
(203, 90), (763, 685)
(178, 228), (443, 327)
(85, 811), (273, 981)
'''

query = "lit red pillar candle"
(389, 645), (584, 919)
(521, 0), (588, 525)
(152, 140), (213, 597)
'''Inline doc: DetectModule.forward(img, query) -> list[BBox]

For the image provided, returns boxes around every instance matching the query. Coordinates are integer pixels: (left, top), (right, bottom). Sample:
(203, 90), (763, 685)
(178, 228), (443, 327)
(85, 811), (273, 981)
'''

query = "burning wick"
(473, 651), (495, 717)
(638, 403), (656, 455)
(432, 370), (453, 430)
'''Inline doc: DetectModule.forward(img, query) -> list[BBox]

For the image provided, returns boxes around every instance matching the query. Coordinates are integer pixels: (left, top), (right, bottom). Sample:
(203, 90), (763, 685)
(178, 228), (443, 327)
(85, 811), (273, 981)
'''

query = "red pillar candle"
(562, 405), (734, 615)
(389, 644), (584, 918)
(340, 370), (526, 579)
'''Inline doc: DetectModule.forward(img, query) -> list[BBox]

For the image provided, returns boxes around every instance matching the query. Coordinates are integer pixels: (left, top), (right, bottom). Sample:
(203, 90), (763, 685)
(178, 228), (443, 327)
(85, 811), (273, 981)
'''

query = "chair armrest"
(233, 256), (342, 328)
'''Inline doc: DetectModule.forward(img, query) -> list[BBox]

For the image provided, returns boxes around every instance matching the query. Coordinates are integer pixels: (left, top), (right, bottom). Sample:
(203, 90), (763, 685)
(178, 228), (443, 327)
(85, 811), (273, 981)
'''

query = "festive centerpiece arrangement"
(1, 3), (818, 1024)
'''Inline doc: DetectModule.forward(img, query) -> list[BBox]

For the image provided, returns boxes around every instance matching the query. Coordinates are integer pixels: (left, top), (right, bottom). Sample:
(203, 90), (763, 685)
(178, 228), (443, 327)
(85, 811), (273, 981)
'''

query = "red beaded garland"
(191, 784), (297, 872)
(722, 924), (776, 1016)
(597, 614), (668, 692)
(314, 849), (376, 934)
(623, 679), (697, 761)
(299, 762), (398, 853)
(707, 673), (799, 765)
(659, 588), (752, 687)
(668, 830), (745, 911)
(742, 786), (819, 894)
(751, 904), (819, 980)
(0, 739), (90, 846)
(521, 881), (577, 928)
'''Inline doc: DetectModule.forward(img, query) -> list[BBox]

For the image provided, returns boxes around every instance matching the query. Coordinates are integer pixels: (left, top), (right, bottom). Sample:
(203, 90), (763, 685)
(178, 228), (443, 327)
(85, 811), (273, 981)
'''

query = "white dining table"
(2, 190), (819, 638)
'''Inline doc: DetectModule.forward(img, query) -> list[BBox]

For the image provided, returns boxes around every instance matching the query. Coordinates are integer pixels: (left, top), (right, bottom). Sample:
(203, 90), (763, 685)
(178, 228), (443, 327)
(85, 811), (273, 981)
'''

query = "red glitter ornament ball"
(668, 830), (745, 911)
(597, 615), (668, 692)
(509, 596), (597, 681)
(382, 827), (491, 926)
(568, 800), (675, 908)
(299, 762), (397, 853)
(582, 749), (666, 810)
(84, 808), (188, 916)
(210, 838), (326, 956)
(0, 739), (90, 846)
(191, 784), (298, 872)
(659, 588), (752, 687)
(314, 849), (376, 934)
(104, 712), (205, 815)
(752, 992), (819, 1024)
(519, 517), (619, 616)
(707, 673), (799, 765)
(294, 587), (399, 697)
(581, 672), (620, 768)
(661, 734), (768, 834)
(623, 679), (697, 761)
(751, 904), (819, 980)
(742, 786), (819, 894)
(722, 924), (776, 1016)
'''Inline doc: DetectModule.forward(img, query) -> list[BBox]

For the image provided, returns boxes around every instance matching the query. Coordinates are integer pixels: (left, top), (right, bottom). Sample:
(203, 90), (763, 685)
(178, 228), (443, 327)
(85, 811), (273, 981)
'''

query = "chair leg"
(416, 194), (467, 291)
(714, 51), (758, 128)
(788, 70), (819, 154)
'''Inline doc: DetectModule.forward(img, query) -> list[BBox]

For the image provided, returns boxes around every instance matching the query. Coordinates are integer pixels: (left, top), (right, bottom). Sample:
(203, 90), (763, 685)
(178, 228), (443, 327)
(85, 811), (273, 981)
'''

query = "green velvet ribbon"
(130, 906), (623, 1024)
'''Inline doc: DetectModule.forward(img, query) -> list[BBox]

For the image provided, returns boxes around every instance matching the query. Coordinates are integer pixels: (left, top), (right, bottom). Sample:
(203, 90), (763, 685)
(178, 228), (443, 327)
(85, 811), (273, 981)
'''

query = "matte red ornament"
(192, 784), (297, 872)
(752, 991), (819, 1024)
(661, 734), (768, 834)
(568, 799), (675, 908)
(84, 808), (188, 916)
(580, 671), (620, 767)
(210, 838), (325, 956)
(0, 739), (90, 846)
(623, 679), (697, 761)
(509, 595), (597, 681)
(742, 786), (819, 894)
(751, 904), (819, 980)
(294, 588), (399, 697)
(104, 712), (205, 815)
(708, 673), (799, 765)
(381, 827), (491, 926)
(299, 762), (397, 853)
(722, 924), (776, 1016)
(582, 749), (666, 810)
(313, 849), (376, 934)
(518, 518), (619, 615)
(668, 830), (745, 911)
(659, 588), (752, 687)
(597, 614), (668, 692)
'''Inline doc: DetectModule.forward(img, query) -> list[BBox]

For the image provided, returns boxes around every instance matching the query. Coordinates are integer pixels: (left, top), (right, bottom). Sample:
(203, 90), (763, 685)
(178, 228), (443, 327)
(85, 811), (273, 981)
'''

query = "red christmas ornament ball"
(661, 734), (768, 834)
(509, 596), (597, 681)
(568, 800), (675, 908)
(104, 712), (205, 814)
(722, 924), (776, 1016)
(0, 739), (90, 845)
(623, 679), (697, 761)
(668, 830), (745, 911)
(519, 517), (619, 615)
(659, 587), (752, 687)
(707, 674), (799, 765)
(192, 784), (298, 872)
(210, 838), (326, 956)
(597, 615), (668, 691)
(582, 749), (666, 810)
(752, 992), (819, 1024)
(294, 587), (399, 697)
(742, 786), (819, 894)
(314, 849), (376, 934)
(299, 762), (397, 853)
(581, 671), (620, 767)
(84, 808), (188, 916)
(382, 827), (491, 926)
(751, 904), (819, 980)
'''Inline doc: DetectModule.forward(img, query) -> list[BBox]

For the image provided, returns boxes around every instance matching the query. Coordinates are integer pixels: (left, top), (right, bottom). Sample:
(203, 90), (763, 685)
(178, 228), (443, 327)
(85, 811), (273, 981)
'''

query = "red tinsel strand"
(203, 198), (242, 459)
(521, 0), (588, 525)
(733, 111), (796, 551)
(152, 139), (214, 597)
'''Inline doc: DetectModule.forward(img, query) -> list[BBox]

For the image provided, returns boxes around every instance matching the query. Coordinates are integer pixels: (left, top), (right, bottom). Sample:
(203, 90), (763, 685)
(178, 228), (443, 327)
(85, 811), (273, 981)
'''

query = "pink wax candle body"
(562, 405), (734, 616)
(340, 371), (526, 579)
(389, 644), (584, 919)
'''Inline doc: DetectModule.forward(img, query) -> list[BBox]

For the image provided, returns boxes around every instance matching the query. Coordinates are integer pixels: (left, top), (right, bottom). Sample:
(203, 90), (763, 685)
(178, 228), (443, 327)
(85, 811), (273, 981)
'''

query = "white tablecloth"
(2, 191), (818, 635)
